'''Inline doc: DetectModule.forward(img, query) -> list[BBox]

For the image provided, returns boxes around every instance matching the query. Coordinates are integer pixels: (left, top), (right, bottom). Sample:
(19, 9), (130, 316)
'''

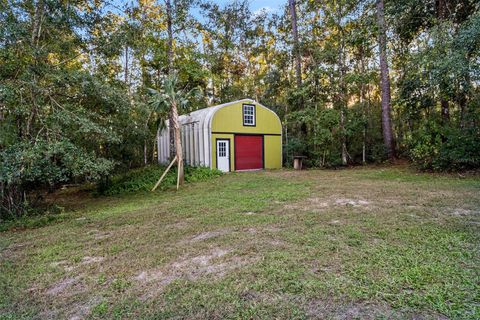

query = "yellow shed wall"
(210, 101), (282, 170)
(211, 102), (281, 134)
(264, 135), (282, 169)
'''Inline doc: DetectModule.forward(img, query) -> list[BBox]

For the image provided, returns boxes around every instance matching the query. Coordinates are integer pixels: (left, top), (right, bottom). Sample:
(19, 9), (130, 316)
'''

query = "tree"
(165, 0), (176, 159)
(437, 0), (450, 123)
(289, 0), (302, 87)
(0, 0), (130, 218)
(148, 73), (200, 186)
(376, 0), (395, 159)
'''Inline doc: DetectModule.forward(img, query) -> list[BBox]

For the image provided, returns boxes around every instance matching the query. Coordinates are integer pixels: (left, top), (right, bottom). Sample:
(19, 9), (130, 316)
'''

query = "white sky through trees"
(109, 0), (284, 18)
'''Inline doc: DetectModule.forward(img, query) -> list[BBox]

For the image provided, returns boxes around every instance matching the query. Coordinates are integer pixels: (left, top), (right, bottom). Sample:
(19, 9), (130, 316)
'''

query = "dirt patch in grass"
(94, 233), (111, 240)
(239, 289), (291, 305)
(81, 256), (104, 265)
(451, 208), (479, 216)
(166, 220), (191, 229)
(31, 256), (106, 318)
(334, 198), (370, 207)
(307, 299), (449, 320)
(38, 295), (102, 320)
(45, 277), (83, 296)
(134, 247), (256, 300)
(186, 230), (229, 243)
(284, 196), (371, 212)
(306, 300), (401, 319)
(68, 296), (102, 320)
(0, 241), (31, 260)
(49, 256), (104, 272)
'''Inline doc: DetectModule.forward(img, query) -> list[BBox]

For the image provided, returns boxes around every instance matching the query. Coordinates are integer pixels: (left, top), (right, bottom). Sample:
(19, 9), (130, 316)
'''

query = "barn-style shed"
(157, 99), (282, 172)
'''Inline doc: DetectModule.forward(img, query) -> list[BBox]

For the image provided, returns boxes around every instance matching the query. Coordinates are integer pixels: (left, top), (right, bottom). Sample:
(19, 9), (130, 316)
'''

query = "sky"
(225, 0), (284, 15)
(109, 0), (286, 16)
(192, 0), (285, 22)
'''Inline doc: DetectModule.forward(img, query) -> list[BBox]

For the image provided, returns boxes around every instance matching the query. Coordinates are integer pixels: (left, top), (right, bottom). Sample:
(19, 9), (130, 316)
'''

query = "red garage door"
(235, 135), (263, 170)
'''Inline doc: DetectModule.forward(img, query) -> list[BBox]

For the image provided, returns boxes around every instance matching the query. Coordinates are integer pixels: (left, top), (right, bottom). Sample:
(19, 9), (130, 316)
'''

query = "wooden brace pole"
(176, 160), (181, 191)
(151, 156), (177, 191)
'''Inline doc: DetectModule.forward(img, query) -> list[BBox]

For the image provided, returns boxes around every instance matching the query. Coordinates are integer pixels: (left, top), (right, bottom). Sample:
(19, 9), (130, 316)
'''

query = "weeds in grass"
(98, 165), (222, 195)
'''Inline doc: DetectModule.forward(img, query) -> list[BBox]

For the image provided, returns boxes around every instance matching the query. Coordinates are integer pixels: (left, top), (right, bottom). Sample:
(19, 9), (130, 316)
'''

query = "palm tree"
(148, 73), (200, 187)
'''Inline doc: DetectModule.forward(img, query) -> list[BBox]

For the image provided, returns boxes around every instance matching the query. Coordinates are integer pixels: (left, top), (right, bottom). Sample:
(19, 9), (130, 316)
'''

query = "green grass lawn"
(1, 166), (479, 319)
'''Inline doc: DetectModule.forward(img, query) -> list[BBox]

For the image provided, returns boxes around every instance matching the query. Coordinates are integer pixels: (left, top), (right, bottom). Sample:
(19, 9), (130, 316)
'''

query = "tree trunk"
(376, 0), (395, 160)
(168, 117), (175, 159)
(171, 101), (184, 185)
(144, 140), (148, 166)
(28, 0), (44, 141)
(340, 110), (347, 165)
(437, 0), (450, 123)
(360, 48), (367, 165)
(441, 99), (450, 122)
(166, 0), (174, 73)
(124, 46), (129, 84)
(458, 93), (466, 128)
(1, 182), (27, 219)
(289, 0), (301, 88)
(284, 104), (289, 165)
(166, 0), (175, 159)
(31, 0), (44, 46)
(336, 5), (348, 165)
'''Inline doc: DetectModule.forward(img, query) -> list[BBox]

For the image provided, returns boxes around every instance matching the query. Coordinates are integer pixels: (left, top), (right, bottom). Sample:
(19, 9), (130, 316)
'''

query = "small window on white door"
(243, 104), (255, 126)
(218, 142), (226, 157)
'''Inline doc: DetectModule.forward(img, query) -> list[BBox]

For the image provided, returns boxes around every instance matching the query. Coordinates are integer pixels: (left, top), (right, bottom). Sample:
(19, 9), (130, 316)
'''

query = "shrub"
(434, 127), (480, 170)
(409, 124), (480, 171)
(1, 139), (114, 220)
(99, 165), (222, 195)
(371, 144), (389, 163)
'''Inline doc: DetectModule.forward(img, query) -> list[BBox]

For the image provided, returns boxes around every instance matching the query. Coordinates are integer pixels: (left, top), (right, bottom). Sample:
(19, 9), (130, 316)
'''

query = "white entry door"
(216, 140), (230, 172)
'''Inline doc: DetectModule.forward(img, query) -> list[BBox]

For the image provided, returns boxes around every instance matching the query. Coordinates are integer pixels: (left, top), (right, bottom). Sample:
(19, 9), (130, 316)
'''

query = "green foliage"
(410, 124), (480, 171)
(437, 128), (480, 170)
(286, 108), (342, 167)
(0, 139), (113, 220)
(285, 103), (385, 167)
(1, 140), (114, 186)
(148, 72), (202, 118)
(283, 137), (307, 167)
(99, 165), (222, 196)
(0, 0), (133, 218)
(393, 6), (480, 170)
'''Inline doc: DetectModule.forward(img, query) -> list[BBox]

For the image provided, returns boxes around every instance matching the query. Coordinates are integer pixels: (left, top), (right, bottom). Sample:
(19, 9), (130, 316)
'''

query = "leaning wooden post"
(151, 156), (177, 191)
(176, 159), (182, 191)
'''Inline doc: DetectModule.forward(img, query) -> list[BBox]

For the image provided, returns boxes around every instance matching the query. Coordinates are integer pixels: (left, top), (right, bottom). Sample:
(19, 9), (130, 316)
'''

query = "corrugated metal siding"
(157, 127), (170, 164)
(157, 120), (210, 166)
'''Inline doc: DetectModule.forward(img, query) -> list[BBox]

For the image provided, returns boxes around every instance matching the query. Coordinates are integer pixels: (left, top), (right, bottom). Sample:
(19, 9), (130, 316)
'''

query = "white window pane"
(243, 105), (255, 125)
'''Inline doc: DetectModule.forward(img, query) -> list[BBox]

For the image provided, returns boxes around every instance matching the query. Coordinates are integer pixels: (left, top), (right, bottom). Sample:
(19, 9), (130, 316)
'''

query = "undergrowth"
(99, 165), (222, 196)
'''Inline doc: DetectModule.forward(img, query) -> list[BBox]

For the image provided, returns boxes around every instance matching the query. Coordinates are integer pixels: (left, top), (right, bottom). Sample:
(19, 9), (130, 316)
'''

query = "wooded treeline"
(1, 0), (479, 218)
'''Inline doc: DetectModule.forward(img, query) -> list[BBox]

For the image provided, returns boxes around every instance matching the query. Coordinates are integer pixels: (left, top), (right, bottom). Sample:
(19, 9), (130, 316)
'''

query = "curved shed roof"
(178, 98), (258, 125)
